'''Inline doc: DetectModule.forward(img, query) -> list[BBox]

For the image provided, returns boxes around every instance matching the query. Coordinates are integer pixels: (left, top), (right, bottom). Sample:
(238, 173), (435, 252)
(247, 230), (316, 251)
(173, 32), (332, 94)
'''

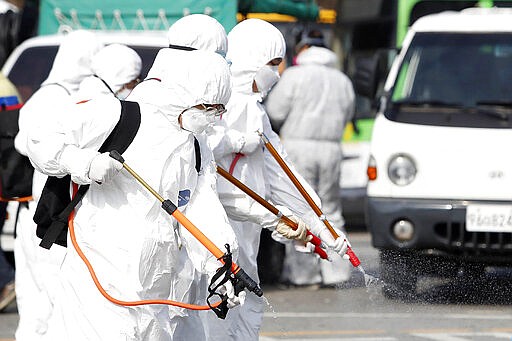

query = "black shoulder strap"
(169, 44), (196, 51)
(36, 100), (141, 249)
(93, 74), (115, 95)
(193, 136), (201, 173)
(99, 101), (141, 153)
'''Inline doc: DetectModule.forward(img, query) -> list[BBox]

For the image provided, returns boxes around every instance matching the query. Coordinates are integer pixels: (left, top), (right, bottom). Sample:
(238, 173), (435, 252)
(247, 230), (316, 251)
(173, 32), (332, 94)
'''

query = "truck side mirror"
(353, 54), (380, 99)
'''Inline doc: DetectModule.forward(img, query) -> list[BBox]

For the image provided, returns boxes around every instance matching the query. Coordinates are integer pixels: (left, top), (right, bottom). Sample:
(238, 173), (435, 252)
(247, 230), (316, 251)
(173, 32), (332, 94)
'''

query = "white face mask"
(180, 107), (217, 134)
(254, 65), (280, 98)
(115, 87), (132, 100)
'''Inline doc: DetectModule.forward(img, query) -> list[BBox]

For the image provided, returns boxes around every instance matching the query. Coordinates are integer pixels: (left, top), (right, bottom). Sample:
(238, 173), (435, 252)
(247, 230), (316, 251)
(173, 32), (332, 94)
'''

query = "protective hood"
(90, 43), (141, 94)
(42, 30), (103, 92)
(226, 19), (285, 94)
(296, 46), (338, 68)
(133, 48), (231, 128)
(167, 14), (228, 57)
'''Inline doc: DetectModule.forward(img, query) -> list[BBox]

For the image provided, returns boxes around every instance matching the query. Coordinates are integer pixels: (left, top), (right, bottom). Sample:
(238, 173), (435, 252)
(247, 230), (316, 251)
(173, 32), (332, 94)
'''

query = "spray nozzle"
(234, 268), (263, 297)
(346, 246), (361, 267)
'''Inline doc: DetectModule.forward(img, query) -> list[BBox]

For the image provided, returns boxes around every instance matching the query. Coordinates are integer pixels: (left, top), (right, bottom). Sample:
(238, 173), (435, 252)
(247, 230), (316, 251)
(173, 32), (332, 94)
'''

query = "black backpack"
(0, 102), (33, 202)
(0, 8), (20, 68)
(0, 83), (74, 203)
(34, 100), (141, 249)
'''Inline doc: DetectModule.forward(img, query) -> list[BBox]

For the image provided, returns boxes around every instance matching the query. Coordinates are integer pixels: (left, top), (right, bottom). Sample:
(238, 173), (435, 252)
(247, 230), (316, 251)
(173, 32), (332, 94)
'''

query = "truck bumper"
(367, 197), (512, 264)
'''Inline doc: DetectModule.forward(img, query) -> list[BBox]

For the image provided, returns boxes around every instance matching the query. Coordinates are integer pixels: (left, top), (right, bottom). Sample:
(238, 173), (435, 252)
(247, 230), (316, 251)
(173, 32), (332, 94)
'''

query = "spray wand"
(109, 151), (262, 305)
(258, 132), (361, 268)
(216, 166), (328, 260)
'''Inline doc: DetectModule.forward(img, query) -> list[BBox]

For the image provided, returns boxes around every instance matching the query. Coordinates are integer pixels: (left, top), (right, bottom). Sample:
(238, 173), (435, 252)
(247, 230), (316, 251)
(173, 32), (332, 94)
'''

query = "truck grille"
(434, 222), (512, 254)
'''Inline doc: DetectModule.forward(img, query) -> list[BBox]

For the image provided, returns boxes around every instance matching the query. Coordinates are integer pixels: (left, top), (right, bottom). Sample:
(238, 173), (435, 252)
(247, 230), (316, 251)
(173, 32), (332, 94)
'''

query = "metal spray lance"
(257, 131), (361, 268)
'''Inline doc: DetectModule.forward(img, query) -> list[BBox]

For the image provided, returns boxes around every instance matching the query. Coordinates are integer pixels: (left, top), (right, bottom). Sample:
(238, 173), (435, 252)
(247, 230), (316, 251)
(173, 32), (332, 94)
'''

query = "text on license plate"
(466, 204), (512, 232)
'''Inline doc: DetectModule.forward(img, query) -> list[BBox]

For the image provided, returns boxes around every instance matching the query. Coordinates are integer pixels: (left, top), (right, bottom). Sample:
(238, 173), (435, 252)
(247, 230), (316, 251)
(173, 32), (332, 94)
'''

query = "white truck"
(364, 7), (512, 298)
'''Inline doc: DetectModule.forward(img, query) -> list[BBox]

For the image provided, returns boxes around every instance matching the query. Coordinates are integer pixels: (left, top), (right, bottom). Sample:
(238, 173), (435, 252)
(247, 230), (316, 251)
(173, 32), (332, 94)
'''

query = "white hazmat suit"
(265, 46), (356, 286)
(13, 30), (103, 341)
(26, 48), (238, 340)
(128, 16), (242, 337)
(204, 19), (348, 341)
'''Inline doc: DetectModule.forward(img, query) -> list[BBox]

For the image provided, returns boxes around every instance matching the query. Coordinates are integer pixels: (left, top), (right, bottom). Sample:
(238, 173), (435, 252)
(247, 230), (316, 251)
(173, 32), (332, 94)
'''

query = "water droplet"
(262, 295), (277, 319)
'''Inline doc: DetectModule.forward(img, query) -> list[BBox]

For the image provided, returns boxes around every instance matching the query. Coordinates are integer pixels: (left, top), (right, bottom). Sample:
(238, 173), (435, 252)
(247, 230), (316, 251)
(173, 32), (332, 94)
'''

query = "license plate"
(466, 204), (512, 232)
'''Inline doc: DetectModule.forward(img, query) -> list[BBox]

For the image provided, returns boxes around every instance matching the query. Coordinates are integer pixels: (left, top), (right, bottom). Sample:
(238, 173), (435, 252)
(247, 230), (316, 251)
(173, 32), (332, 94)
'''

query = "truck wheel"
(380, 250), (419, 300)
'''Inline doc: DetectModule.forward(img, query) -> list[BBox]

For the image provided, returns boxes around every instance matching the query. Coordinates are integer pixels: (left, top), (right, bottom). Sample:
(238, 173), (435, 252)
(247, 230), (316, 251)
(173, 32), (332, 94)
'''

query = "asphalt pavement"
(2, 231), (512, 340)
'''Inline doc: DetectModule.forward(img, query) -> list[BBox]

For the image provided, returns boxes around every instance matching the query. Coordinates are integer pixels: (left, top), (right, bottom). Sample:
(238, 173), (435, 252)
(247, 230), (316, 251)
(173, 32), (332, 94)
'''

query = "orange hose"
(67, 189), (220, 310)
(0, 196), (33, 202)
(118, 160), (242, 276)
(170, 209), (240, 275)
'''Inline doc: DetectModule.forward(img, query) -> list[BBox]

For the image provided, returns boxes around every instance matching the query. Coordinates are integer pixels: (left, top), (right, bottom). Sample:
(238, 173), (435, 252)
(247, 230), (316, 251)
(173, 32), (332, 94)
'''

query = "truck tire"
(380, 249), (419, 300)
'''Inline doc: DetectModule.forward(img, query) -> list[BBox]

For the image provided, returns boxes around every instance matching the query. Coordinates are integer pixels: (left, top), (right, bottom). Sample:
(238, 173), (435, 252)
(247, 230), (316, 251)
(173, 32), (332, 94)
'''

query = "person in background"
(204, 18), (351, 341)
(0, 72), (21, 313)
(77, 43), (142, 101)
(0, 0), (20, 67)
(13, 30), (103, 340)
(265, 32), (356, 287)
(292, 29), (326, 65)
(0, 200), (14, 313)
(0, 0), (38, 68)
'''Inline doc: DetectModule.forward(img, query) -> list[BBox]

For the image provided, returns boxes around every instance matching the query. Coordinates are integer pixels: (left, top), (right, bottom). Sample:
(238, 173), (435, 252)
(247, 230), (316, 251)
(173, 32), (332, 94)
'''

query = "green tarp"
(38, 0), (238, 35)
(38, 0), (320, 35)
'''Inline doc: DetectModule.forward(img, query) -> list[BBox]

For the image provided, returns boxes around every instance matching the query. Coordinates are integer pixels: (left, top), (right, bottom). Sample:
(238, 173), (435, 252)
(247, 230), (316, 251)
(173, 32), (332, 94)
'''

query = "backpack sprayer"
(108, 151), (262, 310)
(258, 131), (361, 268)
(67, 150), (262, 320)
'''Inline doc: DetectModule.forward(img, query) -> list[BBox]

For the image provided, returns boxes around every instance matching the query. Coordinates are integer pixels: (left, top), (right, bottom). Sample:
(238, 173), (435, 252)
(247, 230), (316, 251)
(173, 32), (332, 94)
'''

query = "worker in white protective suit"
(126, 15), (243, 337)
(167, 13), (310, 329)
(265, 45), (356, 286)
(0, 73), (20, 313)
(127, 15), (238, 329)
(78, 43), (142, 100)
(25, 46), (244, 340)
(204, 18), (351, 341)
(13, 30), (103, 341)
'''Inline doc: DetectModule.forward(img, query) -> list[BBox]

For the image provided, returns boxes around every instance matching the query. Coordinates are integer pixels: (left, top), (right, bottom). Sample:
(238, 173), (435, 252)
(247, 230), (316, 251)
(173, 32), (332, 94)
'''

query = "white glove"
(293, 241), (316, 254)
(276, 215), (312, 243)
(88, 152), (123, 183)
(319, 227), (350, 259)
(218, 281), (246, 309)
(270, 230), (293, 244)
(238, 133), (261, 154)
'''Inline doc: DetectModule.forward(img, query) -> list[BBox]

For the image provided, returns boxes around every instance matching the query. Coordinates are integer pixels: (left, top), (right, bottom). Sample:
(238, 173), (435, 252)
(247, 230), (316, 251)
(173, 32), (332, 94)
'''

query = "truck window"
(387, 32), (512, 129)
(128, 46), (160, 80)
